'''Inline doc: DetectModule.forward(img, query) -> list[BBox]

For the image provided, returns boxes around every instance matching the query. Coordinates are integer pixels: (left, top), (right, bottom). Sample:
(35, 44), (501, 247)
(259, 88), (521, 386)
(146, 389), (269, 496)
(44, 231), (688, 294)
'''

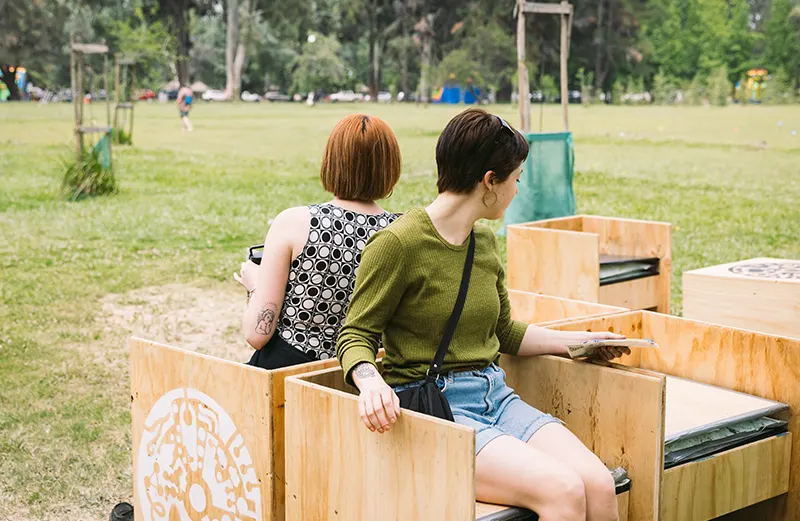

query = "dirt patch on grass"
(99, 283), (250, 363)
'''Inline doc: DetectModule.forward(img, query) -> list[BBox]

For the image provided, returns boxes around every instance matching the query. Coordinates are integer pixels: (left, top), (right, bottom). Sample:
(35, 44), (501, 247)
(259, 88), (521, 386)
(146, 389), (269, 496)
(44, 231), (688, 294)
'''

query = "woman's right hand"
(352, 363), (401, 433)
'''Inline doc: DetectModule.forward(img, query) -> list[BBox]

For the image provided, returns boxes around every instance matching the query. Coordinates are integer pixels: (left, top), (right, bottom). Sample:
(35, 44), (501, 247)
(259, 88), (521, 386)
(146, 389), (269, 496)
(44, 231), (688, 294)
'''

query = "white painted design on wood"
(138, 388), (262, 521)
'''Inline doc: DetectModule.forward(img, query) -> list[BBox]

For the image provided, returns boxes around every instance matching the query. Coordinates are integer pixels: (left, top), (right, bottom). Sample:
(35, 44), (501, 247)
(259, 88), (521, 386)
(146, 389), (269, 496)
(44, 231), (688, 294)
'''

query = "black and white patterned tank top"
(276, 203), (399, 360)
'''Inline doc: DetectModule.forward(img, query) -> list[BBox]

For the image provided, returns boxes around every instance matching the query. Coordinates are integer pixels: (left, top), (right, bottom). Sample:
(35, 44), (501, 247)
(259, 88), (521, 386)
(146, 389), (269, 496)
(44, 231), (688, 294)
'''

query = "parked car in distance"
(202, 89), (227, 102)
(264, 91), (291, 102)
(136, 89), (155, 101)
(377, 91), (392, 103)
(554, 90), (582, 104)
(329, 90), (361, 102)
(530, 90), (546, 103)
(241, 91), (262, 102)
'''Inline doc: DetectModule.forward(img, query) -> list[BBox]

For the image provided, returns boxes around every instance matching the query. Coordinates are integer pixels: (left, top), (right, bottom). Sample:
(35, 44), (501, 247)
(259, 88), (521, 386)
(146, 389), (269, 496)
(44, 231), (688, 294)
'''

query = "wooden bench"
(128, 293), (628, 520)
(683, 257), (800, 338)
(506, 215), (671, 313)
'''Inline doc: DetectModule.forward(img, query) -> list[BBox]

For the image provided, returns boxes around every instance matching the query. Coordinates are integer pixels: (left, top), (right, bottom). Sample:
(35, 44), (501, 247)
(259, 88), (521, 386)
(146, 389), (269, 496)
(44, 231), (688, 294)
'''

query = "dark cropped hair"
(435, 108), (529, 194)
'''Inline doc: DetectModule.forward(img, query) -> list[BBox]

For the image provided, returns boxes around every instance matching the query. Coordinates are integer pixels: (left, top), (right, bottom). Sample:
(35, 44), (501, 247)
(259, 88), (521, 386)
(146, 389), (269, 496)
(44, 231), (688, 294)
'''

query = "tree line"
(1, 0), (799, 102)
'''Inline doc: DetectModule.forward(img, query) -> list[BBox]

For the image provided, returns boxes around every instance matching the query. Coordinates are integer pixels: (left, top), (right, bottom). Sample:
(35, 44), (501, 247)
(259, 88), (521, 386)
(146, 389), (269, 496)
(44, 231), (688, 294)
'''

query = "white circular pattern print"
(277, 203), (398, 359)
(729, 261), (800, 280)
(138, 388), (262, 521)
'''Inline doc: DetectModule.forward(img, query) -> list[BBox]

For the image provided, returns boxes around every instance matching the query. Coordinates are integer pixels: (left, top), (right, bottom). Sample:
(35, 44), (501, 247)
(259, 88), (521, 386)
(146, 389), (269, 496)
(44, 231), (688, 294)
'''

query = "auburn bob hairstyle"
(320, 114), (402, 201)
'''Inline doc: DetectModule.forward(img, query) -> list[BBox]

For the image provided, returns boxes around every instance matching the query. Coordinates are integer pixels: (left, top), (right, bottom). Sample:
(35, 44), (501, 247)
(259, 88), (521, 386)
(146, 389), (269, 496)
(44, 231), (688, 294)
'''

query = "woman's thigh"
(475, 434), (585, 511)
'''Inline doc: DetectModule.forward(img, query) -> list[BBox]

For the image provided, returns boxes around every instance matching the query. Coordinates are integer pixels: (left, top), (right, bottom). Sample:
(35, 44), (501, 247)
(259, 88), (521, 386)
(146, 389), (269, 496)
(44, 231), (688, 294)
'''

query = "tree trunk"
(0, 66), (20, 100)
(400, 8), (410, 95)
(594, 0), (605, 92)
(175, 0), (192, 85)
(225, 0), (240, 100)
(368, 8), (378, 100)
(231, 0), (251, 101)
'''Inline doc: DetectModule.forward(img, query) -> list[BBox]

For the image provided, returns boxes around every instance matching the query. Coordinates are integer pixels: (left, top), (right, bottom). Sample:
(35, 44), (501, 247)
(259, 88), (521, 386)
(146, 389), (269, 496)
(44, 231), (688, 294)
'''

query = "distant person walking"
(176, 84), (194, 132)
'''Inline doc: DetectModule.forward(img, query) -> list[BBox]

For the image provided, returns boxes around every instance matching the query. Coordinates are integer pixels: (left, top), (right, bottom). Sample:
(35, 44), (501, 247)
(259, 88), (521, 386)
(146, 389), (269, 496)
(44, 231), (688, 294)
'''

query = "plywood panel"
(507, 225), (598, 300)
(581, 216), (671, 314)
(269, 358), (339, 521)
(285, 368), (476, 521)
(517, 215), (586, 231)
(509, 290), (626, 326)
(618, 490), (630, 521)
(502, 355), (666, 521)
(131, 337), (275, 521)
(664, 376), (787, 441)
(598, 276), (660, 311)
(683, 258), (800, 338)
(661, 433), (792, 521)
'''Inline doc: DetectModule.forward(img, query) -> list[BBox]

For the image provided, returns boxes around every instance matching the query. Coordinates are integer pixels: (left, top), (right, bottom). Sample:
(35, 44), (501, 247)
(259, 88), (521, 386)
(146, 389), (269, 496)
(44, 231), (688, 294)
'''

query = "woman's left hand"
(233, 260), (259, 293)
(579, 331), (631, 361)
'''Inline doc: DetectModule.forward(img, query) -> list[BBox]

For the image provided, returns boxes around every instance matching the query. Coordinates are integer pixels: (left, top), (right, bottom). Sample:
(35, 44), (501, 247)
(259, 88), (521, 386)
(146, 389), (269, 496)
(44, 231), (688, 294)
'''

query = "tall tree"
(764, 0), (800, 85)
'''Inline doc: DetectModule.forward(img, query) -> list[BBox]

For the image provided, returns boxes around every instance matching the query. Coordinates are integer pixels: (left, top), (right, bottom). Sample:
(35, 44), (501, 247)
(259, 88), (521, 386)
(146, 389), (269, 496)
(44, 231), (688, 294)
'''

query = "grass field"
(1, 101), (798, 520)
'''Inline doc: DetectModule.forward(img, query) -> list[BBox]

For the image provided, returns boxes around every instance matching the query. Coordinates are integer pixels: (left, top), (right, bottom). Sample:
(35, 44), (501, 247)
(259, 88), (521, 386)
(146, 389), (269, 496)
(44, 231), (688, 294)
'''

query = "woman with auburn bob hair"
(235, 114), (400, 370)
(338, 108), (630, 521)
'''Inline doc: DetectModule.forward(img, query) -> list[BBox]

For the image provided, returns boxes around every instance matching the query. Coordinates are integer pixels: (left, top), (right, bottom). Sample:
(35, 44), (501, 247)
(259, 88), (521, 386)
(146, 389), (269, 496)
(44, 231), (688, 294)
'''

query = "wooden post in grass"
(517, 1), (573, 132)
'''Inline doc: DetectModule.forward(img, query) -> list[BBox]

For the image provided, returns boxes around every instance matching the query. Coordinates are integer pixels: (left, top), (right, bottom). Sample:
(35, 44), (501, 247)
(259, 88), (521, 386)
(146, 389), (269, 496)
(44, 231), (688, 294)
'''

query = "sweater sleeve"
(337, 230), (407, 386)
(495, 239), (528, 355)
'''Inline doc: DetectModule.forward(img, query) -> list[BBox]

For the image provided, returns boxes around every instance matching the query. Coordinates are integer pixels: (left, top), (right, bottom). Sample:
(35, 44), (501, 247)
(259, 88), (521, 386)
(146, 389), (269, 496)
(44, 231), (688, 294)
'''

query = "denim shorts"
(393, 363), (562, 454)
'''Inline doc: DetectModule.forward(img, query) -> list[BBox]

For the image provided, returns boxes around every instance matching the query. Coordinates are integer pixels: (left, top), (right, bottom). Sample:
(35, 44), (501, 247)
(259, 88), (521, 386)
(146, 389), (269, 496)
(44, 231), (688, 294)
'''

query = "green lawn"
(1, 101), (798, 519)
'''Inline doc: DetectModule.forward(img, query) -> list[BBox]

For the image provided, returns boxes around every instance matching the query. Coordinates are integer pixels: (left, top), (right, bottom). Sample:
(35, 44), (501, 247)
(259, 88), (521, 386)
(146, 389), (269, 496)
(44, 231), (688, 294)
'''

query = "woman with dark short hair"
(338, 108), (628, 521)
(235, 114), (400, 370)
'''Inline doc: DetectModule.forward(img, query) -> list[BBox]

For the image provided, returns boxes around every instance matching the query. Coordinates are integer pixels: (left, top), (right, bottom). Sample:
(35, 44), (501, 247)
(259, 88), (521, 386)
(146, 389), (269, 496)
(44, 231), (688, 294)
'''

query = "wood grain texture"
(506, 224), (599, 300)
(131, 337), (276, 520)
(661, 433), (792, 521)
(502, 355), (666, 521)
(268, 358), (340, 521)
(550, 311), (800, 521)
(618, 490), (630, 521)
(285, 367), (476, 521)
(598, 276), (660, 311)
(683, 258), (800, 338)
(508, 289), (626, 326)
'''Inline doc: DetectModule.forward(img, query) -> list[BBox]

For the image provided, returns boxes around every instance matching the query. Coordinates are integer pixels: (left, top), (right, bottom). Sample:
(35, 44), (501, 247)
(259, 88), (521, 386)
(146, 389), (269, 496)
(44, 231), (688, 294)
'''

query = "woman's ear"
(482, 170), (496, 188)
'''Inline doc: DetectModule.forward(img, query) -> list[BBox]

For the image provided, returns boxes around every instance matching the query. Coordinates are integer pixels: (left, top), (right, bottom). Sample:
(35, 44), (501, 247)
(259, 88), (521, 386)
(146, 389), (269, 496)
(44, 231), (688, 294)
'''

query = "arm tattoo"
(255, 303), (279, 336)
(354, 363), (378, 379)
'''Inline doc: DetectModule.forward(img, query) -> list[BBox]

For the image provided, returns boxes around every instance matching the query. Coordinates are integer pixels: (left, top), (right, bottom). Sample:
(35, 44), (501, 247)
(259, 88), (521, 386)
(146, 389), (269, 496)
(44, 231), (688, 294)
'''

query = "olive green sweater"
(337, 207), (528, 386)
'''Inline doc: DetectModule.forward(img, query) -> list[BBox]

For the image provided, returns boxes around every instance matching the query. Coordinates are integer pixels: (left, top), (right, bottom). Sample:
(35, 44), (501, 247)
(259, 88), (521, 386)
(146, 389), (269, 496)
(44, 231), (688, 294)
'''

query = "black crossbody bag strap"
(427, 229), (476, 379)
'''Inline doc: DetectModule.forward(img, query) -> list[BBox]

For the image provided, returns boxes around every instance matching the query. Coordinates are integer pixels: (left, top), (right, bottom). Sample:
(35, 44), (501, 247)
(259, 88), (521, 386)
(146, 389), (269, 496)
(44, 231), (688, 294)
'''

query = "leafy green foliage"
(290, 34), (347, 93)
(62, 145), (118, 201)
(707, 66), (731, 106)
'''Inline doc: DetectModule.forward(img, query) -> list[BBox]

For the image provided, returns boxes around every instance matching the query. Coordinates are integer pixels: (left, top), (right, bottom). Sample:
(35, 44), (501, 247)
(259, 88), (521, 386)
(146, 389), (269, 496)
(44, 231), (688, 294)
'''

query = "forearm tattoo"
(354, 363), (377, 379)
(255, 303), (279, 336)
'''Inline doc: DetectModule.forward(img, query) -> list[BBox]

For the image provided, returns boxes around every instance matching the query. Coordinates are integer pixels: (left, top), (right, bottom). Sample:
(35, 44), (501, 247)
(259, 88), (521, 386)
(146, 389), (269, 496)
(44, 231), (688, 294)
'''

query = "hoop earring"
(482, 191), (498, 207)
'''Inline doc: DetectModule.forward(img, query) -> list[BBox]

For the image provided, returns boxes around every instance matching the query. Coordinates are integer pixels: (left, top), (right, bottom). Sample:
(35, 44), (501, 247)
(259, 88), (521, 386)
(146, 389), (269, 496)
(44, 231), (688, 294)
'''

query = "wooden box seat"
(546, 311), (800, 521)
(683, 257), (800, 338)
(506, 215), (671, 313)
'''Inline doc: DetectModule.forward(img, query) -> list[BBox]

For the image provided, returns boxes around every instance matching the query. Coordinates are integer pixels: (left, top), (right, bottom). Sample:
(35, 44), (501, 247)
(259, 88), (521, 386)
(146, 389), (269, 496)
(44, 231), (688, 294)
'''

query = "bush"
(652, 69), (678, 105)
(62, 146), (118, 201)
(611, 80), (624, 104)
(113, 128), (132, 145)
(684, 74), (705, 106)
(707, 66), (732, 106)
(763, 68), (796, 104)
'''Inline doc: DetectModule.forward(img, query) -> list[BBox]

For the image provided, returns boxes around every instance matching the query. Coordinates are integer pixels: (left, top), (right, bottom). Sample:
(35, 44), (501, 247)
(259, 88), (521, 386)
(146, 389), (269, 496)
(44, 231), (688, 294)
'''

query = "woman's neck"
(425, 192), (484, 245)
(329, 197), (384, 215)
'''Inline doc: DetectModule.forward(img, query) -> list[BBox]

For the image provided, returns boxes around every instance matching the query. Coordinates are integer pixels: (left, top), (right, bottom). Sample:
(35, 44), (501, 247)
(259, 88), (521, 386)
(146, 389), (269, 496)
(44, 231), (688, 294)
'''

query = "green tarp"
(501, 131), (576, 234)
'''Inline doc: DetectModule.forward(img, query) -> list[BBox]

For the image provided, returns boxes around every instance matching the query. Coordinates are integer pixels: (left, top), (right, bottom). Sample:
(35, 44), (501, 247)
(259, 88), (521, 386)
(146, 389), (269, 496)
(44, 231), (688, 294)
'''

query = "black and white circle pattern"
(278, 204), (398, 360)
(729, 261), (800, 280)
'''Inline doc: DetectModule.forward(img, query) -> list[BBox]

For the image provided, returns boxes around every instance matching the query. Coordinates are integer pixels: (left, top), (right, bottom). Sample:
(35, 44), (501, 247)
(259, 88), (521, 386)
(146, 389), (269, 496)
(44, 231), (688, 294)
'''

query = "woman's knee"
(533, 468), (587, 521)
(582, 465), (618, 520)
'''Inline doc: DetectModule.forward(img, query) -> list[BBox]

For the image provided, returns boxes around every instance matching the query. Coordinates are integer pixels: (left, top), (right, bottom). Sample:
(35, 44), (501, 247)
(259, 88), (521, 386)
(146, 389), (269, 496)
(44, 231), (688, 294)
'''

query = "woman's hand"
(576, 331), (631, 361)
(352, 363), (401, 433)
(233, 260), (259, 293)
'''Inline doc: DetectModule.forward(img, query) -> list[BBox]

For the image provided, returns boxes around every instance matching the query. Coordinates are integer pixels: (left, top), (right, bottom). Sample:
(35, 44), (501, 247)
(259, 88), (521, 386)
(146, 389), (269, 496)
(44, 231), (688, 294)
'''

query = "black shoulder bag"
(396, 230), (475, 421)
